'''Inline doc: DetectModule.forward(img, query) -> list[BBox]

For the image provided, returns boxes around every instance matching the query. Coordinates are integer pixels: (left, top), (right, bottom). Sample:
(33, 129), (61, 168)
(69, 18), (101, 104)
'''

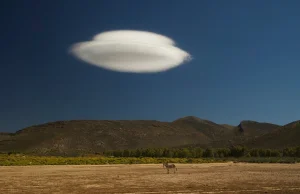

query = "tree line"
(103, 146), (300, 158)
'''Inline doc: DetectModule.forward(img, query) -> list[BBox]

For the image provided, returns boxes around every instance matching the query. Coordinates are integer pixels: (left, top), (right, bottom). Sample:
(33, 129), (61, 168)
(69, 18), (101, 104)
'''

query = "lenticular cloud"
(70, 30), (191, 73)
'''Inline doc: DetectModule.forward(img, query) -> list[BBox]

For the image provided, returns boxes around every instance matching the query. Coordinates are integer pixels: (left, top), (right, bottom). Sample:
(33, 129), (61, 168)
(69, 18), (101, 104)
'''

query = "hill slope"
(172, 116), (231, 140)
(246, 121), (300, 148)
(0, 120), (211, 155)
(221, 124), (235, 130)
(172, 116), (238, 148)
(235, 120), (280, 137)
(228, 120), (281, 145)
(0, 133), (13, 141)
(0, 117), (297, 155)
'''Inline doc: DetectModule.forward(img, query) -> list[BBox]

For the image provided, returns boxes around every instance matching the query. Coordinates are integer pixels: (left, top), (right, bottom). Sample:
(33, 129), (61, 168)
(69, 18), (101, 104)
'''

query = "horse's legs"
(167, 169), (169, 174)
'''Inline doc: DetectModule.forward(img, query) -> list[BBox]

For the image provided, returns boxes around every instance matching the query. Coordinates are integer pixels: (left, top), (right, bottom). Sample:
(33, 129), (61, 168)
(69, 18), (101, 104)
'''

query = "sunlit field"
(1, 163), (300, 193)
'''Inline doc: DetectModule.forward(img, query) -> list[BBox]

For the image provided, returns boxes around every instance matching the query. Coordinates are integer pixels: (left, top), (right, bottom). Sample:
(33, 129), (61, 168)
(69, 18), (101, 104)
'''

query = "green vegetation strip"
(103, 146), (300, 158)
(0, 154), (299, 166)
(0, 155), (222, 166)
(1, 146), (300, 166)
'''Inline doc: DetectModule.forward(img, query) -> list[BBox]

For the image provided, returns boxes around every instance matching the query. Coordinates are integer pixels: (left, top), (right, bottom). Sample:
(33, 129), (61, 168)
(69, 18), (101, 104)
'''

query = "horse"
(163, 162), (177, 174)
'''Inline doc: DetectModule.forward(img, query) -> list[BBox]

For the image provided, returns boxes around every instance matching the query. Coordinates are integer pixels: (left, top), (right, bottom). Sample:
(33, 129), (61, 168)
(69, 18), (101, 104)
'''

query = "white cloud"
(70, 30), (191, 73)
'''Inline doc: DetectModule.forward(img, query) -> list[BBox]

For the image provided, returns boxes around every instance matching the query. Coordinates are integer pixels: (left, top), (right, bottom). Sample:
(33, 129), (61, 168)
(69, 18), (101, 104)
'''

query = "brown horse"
(163, 162), (177, 174)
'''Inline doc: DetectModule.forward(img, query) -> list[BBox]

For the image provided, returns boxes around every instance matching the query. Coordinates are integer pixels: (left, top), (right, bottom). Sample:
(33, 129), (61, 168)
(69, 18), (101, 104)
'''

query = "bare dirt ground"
(1, 163), (300, 194)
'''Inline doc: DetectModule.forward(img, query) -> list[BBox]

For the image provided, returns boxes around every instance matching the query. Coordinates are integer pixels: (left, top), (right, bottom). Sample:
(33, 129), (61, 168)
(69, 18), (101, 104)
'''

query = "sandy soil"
(1, 163), (300, 194)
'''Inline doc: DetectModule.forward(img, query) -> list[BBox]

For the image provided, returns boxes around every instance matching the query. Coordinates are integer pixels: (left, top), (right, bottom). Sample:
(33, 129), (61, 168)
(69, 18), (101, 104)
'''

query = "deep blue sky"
(1, 0), (300, 132)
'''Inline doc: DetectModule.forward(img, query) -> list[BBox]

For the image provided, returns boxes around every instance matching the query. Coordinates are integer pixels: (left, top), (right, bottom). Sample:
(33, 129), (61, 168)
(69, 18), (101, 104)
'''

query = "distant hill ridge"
(246, 120), (300, 148)
(0, 116), (298, 155)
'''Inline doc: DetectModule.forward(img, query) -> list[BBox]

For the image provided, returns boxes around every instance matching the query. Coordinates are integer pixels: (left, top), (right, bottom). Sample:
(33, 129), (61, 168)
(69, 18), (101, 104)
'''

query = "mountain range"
(0, 116), (299, 156)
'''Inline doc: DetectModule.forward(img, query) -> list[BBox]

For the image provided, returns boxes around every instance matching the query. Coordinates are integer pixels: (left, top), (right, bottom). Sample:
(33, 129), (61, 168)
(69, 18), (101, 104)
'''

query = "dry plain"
(1, 163), (300, 194)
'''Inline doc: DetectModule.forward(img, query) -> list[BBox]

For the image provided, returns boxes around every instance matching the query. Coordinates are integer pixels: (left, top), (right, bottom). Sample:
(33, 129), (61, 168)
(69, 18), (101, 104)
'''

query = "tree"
(154, 148), (163, 157)
(265, 149), (271, 157)
(178, 148), (191, 158)
(162, 148), (169, 157)
(135, 149), (141, 157)
(283, 147), (296, 157)
(129, 149), (136, 157)
(113, 150), (123, 157)
(173, 149), (180, 158)
(270, 150), (281, 157)
(250, 149), (260, 157)
(296, 147), (300, 157)
(216, 148), (230, 158)
(122, 149), (130, 157)
(143, 148), (155, 157)
(258, 149), (267, 157)
(203, 148), (214, 158)
(230, 146), (246, 157)
(104, 150), (113, 157)
(195, 148), (203, 158)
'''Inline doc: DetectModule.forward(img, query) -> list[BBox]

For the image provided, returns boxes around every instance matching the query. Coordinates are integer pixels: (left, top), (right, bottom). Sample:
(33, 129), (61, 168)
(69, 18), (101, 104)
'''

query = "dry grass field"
(1, 163), (300, 193)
